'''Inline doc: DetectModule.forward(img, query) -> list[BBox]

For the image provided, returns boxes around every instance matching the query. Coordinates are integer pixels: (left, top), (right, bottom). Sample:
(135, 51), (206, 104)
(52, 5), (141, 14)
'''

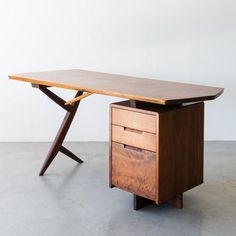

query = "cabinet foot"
(168, 193), (183, 209)
(133, 194), (154, 210)
(133, 193), (183, 210)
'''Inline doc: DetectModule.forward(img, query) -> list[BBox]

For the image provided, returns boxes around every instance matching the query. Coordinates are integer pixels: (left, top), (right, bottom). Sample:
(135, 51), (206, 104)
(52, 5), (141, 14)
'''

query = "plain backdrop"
(0, 0), (235, 142)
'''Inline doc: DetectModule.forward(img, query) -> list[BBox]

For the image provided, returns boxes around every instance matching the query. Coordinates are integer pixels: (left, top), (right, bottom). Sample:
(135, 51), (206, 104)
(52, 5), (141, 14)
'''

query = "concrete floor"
(0, 142), (235, 236)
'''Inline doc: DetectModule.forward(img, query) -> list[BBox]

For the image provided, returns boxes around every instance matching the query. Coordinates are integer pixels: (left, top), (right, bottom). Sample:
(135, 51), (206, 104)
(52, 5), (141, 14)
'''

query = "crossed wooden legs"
(32, 84), (83, 176)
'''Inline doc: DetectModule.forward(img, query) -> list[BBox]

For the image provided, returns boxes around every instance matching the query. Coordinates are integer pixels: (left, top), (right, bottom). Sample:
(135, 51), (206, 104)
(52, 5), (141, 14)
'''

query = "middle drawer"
(112, 125), (156, 152)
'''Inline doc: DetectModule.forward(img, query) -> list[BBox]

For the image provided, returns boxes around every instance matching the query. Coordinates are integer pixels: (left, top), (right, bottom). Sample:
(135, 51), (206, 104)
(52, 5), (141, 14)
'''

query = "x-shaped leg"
(32, 84), (83, 176)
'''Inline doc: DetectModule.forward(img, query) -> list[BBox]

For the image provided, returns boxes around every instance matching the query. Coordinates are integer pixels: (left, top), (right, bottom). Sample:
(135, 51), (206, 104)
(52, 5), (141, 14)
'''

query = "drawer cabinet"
(109, 100), (204, 204)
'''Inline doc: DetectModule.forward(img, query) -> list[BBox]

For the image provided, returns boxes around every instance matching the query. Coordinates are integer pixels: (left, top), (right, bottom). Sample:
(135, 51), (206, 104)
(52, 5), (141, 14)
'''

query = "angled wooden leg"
(133, 194), (154, 210)
(168, 193), (183, 209)
(59, 146), (83, 163)
(33, 85), (84, 176)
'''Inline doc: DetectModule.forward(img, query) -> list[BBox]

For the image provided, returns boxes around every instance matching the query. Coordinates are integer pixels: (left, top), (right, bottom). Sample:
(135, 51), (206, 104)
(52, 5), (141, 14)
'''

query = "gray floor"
(0, 142), (235, 236)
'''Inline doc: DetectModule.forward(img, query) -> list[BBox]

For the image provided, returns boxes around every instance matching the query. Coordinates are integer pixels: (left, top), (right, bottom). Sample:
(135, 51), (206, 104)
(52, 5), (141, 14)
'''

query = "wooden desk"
(9, 69), (223, 210)
(9, 69), (223, 104)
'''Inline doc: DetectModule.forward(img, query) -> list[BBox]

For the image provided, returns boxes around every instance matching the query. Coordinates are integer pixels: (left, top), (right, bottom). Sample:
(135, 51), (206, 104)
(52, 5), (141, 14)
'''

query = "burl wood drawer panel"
(112, 125), (156, 152)
(111, 108), (156, 133)
(111, 142), (156, 200)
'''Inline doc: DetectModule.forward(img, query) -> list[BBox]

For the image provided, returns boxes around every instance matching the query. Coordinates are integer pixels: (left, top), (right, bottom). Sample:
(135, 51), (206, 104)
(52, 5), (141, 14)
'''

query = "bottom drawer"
(111, 142), (156, 200)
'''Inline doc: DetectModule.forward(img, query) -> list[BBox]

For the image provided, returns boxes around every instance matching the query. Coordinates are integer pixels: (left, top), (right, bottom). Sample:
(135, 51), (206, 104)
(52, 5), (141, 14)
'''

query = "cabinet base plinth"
(133, 194), (154, 210)
(133, 193), (183, 210)
(168, 193), (183, 209)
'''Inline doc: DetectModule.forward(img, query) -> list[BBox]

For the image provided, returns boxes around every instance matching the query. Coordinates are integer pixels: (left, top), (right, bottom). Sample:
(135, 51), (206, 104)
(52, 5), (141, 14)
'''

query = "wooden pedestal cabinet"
(109, 100), (204, 207)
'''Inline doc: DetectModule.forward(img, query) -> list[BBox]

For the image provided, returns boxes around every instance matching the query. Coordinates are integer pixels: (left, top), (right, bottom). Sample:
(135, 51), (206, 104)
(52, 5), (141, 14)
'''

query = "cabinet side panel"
(156, 114), (160, 203)
(109, 104), (113, 188)
(158, 103), (204, 203)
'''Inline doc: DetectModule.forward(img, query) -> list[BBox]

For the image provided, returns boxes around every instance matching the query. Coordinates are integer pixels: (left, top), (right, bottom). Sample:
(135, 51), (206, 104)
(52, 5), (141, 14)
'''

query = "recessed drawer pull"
(112, 125), (156, 152)
(123, 144), (143, 152)
(124, 127), (143, 134)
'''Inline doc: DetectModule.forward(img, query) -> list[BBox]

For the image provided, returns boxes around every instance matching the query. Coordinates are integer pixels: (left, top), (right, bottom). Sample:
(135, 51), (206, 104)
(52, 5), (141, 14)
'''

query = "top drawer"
(111, 108), (156, 133)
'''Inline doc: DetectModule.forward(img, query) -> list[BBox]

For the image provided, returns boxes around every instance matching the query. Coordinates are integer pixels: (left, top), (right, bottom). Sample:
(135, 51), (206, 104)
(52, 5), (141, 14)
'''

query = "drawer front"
(111, 142), (156, 200)
(112, 108), (156, 134)
(112, 125), (156, 152)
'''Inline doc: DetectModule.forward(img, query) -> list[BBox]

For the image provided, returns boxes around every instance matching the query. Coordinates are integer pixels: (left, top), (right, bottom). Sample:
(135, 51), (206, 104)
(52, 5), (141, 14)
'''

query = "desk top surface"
(9, 69), (223, 105)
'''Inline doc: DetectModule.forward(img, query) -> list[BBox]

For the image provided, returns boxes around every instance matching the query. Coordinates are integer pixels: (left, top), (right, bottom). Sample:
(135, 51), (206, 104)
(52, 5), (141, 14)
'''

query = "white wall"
(0, 0), (235, 141)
